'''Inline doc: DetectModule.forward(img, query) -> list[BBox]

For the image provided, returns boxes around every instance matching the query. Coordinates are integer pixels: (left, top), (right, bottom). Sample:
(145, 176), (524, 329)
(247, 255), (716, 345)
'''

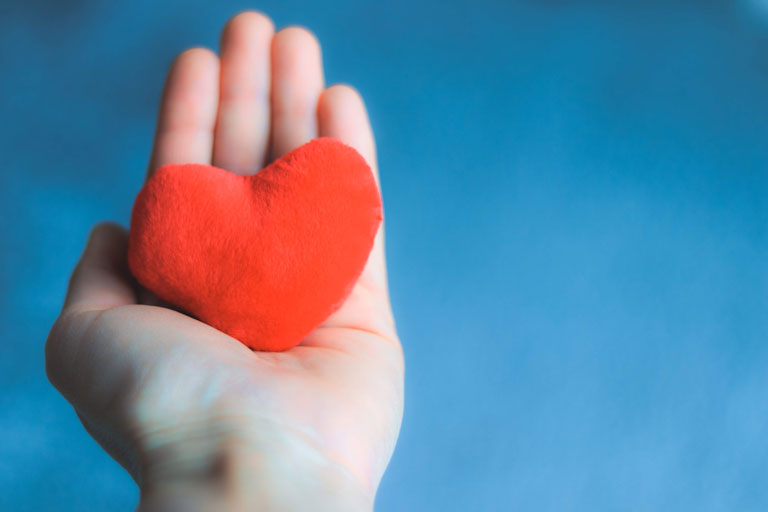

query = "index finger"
(147, 48), (220, 177)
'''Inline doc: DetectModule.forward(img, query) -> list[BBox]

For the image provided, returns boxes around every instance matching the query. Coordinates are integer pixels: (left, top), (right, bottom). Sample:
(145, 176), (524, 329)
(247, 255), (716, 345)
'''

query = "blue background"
(2, 0), (767, 510)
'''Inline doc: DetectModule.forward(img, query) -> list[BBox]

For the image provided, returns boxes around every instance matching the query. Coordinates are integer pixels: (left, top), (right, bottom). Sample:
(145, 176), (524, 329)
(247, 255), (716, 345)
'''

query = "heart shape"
(127, 138), (382, 351)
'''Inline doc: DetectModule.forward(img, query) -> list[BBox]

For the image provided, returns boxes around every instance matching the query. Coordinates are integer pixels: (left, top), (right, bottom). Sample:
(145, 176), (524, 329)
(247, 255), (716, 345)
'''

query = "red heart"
(127, 138), (382, 351)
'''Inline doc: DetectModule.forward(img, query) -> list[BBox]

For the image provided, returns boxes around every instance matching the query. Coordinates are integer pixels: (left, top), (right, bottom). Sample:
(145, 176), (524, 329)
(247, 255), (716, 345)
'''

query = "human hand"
(46, 11), (403, 511)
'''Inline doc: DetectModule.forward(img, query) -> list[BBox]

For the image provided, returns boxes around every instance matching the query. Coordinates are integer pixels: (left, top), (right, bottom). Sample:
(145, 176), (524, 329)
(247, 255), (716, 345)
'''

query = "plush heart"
(127, 137), (382, 351)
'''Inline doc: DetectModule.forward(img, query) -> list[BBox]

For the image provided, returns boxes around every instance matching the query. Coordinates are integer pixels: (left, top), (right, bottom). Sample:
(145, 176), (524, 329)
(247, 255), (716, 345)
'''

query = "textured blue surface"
(1, 1), (768, 510)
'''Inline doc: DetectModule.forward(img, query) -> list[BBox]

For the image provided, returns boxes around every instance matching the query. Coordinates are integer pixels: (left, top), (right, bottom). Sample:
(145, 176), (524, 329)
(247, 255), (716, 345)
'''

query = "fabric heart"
(127, 138), (382, 351)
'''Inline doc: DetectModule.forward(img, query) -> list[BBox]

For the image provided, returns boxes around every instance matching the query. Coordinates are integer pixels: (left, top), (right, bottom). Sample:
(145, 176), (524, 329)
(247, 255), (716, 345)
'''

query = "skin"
(45, 11), (403, 511)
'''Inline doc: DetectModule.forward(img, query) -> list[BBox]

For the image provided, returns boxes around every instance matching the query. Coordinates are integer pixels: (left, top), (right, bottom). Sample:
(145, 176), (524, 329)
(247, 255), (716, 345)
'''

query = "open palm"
(46, 12), (403, 509)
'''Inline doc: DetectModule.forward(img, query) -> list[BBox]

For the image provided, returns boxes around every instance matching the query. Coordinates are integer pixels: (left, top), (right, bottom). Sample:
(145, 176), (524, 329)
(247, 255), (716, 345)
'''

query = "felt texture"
(128, 138), (382, 351)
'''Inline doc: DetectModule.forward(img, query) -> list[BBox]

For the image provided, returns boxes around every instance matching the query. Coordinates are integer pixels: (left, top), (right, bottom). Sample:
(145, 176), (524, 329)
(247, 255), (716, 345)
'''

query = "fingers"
(212, 12), (274, 174)
(63, 223), (136, 313)
(269, 27), (324, 159)
(147, 48), (220, 176)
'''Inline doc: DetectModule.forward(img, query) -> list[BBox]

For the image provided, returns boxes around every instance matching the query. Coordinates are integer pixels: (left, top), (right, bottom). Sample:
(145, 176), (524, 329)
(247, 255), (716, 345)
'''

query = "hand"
(45, 12), (403, 511)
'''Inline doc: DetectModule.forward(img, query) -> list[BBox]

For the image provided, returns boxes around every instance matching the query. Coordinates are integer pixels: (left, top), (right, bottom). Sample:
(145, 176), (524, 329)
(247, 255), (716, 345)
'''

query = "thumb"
(63, 222), (137, 313)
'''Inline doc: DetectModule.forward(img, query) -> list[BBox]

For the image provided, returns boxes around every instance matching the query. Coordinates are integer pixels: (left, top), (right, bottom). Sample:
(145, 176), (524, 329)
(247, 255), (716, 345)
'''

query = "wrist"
(137, 414), (374, 512)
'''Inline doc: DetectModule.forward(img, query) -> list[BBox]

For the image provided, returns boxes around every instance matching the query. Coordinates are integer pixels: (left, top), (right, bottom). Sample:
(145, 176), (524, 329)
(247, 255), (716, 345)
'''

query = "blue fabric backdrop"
(1, 1), (767, 510)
